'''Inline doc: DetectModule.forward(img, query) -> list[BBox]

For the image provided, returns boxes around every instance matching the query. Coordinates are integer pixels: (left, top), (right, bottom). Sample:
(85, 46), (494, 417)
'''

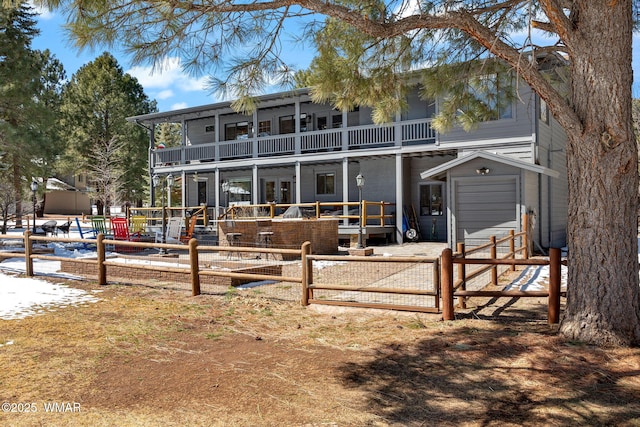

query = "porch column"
(395, 154), (403, 244)
(214, 115), (220, 161)
(294, 100), (301, 155)
(295, 161), (301, 204)
(150, 123), (156, 206)
(341, 110), (349, 151)
(252, 165), (259, 205)
(252, 110), (259, 158)
(394, 111), (402, 147)
(181, 119), (187, 165)
(342, 158), (349, 226)
(181, 170), (187, 208)
(215, 169), (221, 216)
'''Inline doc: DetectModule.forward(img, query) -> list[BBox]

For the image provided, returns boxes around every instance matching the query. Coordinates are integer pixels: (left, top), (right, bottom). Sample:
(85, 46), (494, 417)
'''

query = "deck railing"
(219, 200), (395, 227)
(153, 118), (436, 167)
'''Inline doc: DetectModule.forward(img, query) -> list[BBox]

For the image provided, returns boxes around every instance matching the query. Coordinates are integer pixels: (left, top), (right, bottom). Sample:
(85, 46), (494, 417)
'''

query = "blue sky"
(29, 4), (640, 113)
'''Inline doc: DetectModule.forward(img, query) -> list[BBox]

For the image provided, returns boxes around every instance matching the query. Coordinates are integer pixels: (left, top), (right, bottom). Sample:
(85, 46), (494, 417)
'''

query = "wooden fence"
(301, 254), (441, 313)
(17, 231), (308, 296)
(1, 218), (564, 323)
(441, 247), (562, 324)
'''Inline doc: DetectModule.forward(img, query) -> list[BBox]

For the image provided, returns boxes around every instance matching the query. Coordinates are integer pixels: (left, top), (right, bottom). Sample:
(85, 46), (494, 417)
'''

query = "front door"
(263, 179), (292, 204)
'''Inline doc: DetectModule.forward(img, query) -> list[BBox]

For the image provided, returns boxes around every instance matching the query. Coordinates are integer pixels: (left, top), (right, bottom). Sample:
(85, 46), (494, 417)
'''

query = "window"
(317, 116), (327, 130)
(258, 120), (271, 136)
(197, 181), (207, 205)
(279, 113), (308, 134)
(224, 178), (252, 205)
(316, 172), (335, 195)
(420, 184), (443, 216)
(225, 121), (252, 140)
(468, 72), (514, 121)
(205, 125), (215, 133)
(332, 114), (343, 128)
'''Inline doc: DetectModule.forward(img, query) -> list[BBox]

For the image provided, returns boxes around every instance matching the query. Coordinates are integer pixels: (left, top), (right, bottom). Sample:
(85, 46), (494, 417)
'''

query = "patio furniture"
(256, 219), (274, 260)
(75, 218), (97, 249)
(112, 217), (141, 252)
(159, 217), (183, 244)
(180, 215), (198, 243)
(131, 215), (147, 234)
(57, 221), (72, 237)
(90, 216), (111, 238)
(41, 220), (58, 237)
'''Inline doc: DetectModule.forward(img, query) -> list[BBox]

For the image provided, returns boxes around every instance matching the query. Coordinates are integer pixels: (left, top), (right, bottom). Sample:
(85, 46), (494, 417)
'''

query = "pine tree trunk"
(558, 1), (640, 346)
(12, 155), (23, 229)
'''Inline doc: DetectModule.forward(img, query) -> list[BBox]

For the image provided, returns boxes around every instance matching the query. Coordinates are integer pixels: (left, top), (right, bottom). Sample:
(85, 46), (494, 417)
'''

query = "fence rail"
(302, 254), (440, 313)
(1, 214), (564, 324)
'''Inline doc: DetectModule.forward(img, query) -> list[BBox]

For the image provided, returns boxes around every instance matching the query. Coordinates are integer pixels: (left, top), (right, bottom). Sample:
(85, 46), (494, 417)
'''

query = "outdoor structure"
(128, 69), (567, 249)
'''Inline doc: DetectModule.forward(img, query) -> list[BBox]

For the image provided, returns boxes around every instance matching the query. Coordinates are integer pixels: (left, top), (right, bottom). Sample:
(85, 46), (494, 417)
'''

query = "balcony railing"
(153, 118), (436, 167)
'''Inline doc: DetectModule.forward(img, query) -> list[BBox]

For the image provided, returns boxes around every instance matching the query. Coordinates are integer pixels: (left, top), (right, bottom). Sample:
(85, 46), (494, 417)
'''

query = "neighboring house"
(43, 176), (91, 215)
(128, 71), (567, 249)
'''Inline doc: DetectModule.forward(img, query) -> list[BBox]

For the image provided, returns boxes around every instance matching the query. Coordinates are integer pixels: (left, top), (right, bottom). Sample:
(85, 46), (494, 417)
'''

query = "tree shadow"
(338, 324), (640, 426)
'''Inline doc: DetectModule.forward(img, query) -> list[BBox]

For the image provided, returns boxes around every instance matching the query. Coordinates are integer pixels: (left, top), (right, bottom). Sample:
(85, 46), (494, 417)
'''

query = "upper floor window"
(279, 113), (308, 134)
(468, 72), (514, 121)
(225, 121), (252, 140)
(258, 120), (271, 136)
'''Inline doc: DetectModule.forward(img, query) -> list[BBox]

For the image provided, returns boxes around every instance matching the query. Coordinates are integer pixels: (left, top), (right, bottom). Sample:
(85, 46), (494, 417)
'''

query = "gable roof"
(420, 150), (560, 179)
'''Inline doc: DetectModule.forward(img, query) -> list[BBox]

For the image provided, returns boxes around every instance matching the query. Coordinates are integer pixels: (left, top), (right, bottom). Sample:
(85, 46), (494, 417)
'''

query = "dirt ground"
(1, 275), (640, 427)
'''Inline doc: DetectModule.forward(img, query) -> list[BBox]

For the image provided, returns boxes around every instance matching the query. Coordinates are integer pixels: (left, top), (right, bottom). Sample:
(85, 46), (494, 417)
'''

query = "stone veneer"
(218, 218), (338, 255)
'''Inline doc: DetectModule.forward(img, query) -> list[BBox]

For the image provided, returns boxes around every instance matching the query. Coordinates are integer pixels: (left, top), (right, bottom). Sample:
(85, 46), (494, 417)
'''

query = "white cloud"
(170, 102), (189, 110)
(155, 89), (174, 100)
(126, 57), (207, 92)
(29, 1), (54, 20)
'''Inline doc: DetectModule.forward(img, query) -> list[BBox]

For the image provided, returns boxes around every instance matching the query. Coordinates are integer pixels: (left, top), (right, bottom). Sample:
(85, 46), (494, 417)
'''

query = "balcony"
(152, 118), (436, 167)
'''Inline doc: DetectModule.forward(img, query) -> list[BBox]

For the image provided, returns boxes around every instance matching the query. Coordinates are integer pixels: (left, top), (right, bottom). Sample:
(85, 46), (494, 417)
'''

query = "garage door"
(454, 177), (518, 245)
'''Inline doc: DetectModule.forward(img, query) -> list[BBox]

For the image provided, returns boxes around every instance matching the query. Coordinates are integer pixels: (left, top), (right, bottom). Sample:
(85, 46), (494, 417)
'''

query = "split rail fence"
(0, 215), (565, 322)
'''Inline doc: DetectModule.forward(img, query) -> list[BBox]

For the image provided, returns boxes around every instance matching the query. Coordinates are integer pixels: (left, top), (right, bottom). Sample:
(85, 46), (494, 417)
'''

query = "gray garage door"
(454, 178), (518, 245)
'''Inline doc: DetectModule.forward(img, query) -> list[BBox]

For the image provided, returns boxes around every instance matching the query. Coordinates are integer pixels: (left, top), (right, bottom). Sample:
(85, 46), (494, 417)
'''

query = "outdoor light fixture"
(153, 173), (174, 254)
(356, 173), (365, 249)
(30, 180), (38, 231)
(476, 167), (490, 175)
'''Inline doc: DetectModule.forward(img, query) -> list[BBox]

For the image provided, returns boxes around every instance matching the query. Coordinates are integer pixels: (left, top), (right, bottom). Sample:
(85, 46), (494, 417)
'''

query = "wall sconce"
(476, 167), (490, 175)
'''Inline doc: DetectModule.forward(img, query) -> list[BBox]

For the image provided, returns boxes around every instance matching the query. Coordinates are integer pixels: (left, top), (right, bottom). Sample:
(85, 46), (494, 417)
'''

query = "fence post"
(24, 230), (33, 277)
(456, 242), (466, 309)
(189, 238), (201, 296)
(301, 241), (312, 306)
(441, 248), (455, 321)
(490, 235), (497, 285)
(548, 247), (561, 324)
(523, 213), (530, 259)
(97, 234), (106, 285)
(509, 230), (515, 271)
(433, 257), (440, 311)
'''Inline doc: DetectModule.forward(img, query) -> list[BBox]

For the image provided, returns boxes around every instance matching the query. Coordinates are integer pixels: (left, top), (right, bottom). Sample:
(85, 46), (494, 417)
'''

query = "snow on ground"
(0, 228), (103, 321)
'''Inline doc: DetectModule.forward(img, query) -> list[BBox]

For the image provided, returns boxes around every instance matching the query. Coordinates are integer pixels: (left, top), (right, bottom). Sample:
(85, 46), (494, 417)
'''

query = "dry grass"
(0, 277), (639, 426)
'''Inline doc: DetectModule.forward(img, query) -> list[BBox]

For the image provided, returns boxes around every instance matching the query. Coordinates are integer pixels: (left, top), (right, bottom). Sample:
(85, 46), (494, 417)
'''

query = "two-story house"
(128, 72), (567, 250)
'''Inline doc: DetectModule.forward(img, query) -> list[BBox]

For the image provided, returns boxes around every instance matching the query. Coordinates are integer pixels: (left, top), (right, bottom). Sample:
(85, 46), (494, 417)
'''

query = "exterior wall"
(218, 218), (339, 256)
(136, 74), (568, 249)
(438, 84), (535, 148)
(448, 158), (523, 245)
(536, 103), (568, 248)
(43, 191), (91, 215)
